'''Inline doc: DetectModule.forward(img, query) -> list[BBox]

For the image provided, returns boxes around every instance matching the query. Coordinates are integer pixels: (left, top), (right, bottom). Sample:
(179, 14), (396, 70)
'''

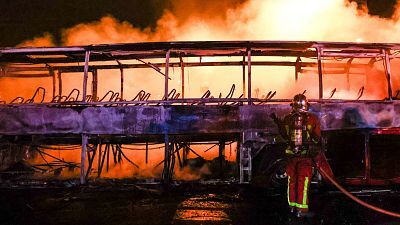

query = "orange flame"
(4, 0), (400, 179)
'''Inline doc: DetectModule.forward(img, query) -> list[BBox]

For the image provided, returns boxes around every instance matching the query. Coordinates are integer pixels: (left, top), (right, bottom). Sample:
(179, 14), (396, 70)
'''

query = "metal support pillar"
(179, 57), (185, 102)
(183, 144), (188, 167)
(247, 49), (252, 104)
(176, 143), (183, 168)
(57, 71), (62, 97)
(170, 143), (175, 180)
(383, 49), (393, 100)
(82, 50), (91, 102)
(97, 144), (103, 175)
(117, 60), (124, 100)
(106, 144), (109, 172)
(295, 57), (301, 82)
(219, 140), (225, 178)
(242, 55), (246, 97)
(239, 133), (252, 183)
(164, 50), (171, 101)
(316, 47), (323, 99)
(80, 134), (88, 185)
(163, 133), (170, 183)
(91, 69), (98, 102)
(364, 132), (370, 182)
(50, 69), (56, 99)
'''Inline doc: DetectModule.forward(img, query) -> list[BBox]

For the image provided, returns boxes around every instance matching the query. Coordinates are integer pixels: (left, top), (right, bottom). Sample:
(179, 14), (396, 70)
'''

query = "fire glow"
(2, 0), (400, 180)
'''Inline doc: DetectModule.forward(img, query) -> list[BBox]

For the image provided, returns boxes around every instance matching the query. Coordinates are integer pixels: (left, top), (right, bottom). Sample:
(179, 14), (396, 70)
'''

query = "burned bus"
(0, 41), (399, 186)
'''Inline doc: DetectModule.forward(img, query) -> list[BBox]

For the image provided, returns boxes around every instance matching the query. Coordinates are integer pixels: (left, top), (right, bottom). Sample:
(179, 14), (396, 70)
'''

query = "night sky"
(0, 0), (397, 47)
(0, 0), (168, 46)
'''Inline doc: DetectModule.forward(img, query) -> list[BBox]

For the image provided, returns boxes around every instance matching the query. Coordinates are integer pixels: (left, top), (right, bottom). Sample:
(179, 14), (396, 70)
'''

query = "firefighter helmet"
(290, 94), (309, 112)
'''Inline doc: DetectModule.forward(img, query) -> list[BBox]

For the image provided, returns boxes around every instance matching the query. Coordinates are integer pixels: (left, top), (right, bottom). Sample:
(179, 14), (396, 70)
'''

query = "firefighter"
(271, 94), (331, 217)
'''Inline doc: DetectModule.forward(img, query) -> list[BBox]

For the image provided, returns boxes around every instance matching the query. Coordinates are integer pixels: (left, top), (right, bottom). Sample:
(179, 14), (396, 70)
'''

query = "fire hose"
(314, 161), (400, 218)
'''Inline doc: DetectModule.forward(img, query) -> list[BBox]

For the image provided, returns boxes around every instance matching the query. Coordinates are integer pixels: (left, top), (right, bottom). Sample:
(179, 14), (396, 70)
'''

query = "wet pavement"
(0, 182), (400, 225)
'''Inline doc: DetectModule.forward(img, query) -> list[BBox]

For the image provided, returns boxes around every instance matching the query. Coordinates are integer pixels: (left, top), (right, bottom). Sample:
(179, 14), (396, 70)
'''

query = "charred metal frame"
(1, 41), (400, 185)
(1, 41), (398, 104)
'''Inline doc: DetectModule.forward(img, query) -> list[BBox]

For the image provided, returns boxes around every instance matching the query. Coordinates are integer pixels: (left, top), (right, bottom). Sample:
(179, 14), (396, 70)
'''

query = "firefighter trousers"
(286, 157), (312, 212)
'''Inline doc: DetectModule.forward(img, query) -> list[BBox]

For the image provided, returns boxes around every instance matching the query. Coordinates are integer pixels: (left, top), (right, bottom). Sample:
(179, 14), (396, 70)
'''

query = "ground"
(0, 181), (399, 225)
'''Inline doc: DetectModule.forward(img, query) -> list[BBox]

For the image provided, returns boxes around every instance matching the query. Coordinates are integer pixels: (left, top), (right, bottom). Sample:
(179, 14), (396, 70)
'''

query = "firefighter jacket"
(276, 111), (320, 157)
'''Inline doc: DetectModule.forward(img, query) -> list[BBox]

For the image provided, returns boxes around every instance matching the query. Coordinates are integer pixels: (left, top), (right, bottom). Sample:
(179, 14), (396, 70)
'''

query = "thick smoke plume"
(19, 0), (400, 45)
(12, 0), (400, 100)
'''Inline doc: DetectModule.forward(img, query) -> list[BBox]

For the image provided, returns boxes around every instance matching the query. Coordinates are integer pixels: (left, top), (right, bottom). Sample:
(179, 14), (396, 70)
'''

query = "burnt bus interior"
(325, 130), (400, 185)
(1, 41), (400, 186)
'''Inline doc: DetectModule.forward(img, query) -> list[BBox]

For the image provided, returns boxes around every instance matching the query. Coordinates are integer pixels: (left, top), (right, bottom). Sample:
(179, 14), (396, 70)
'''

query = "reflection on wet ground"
(174, 193), (233, 223)
(0, 183), (400, 225)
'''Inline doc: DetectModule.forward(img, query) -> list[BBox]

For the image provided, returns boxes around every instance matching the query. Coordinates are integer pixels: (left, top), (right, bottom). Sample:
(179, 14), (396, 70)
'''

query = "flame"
(4, 0), (400, 179)
(18, 0), (400, 45)
(5, 0), (400, 101)
(28, 143), (237, 180)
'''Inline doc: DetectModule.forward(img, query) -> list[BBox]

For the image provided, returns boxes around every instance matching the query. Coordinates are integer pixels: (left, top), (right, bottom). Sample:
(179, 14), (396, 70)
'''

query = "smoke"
(18, 0), (400, 46)
(17, 32), (55, 47)
(61, 14), (177, 45)
(8, 0), (400, 179)
(14, 0), (400, 99)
